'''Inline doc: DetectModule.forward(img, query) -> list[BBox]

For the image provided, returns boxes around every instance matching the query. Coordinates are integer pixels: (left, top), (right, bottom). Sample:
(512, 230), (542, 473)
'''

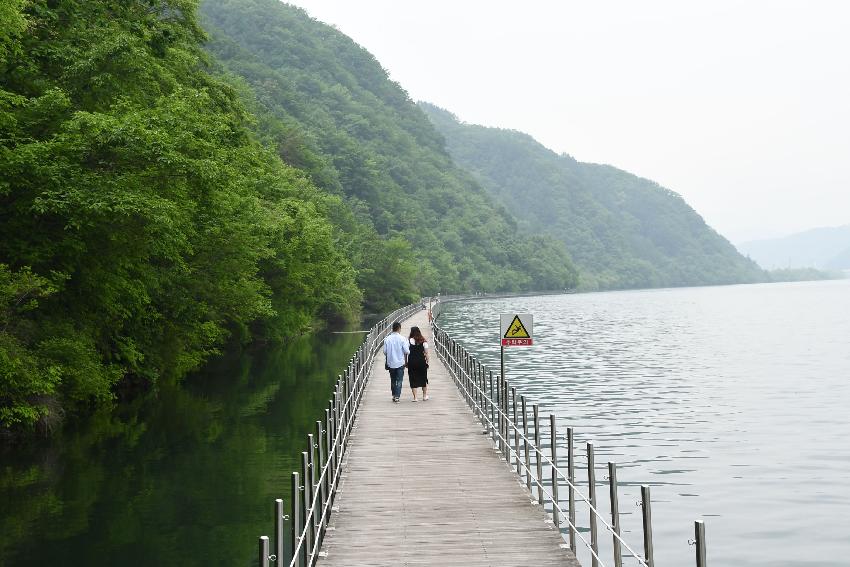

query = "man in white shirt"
(383, 321), (409, 403)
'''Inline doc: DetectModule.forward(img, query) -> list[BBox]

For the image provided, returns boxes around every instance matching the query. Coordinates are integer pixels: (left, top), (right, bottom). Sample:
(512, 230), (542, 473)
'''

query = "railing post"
(608, 462), (623, 567)
(275, 498), (284, 567)
(460, 351), (466, 400)
(478, 362), (485, 423)
(641, 485), (655, 567)
(455, 342), (459, 378)
(477, 361), (484, 419)
(489, 371), (496, 444)
(567, 427), (576, 551)
(695, 520), (707, 567)
(352, 357), (359, 404)
(465, 353), (472, 406)
(345, 370), (352, 424)
(549, 414), (559, 529)
(533, 404), (543, 503)
(587, 441), (599, 567)
(291, 471), (302, 567)
(512, 387), (520, 475)
(468, 357), (474, 410)
(469, 360), (476, 417)
(354, 354), (359, 392)
(460, 350), (466, 399)
(478, 361), (483, 416)
(451, 342), (457, 377)
(332, 389), (340, 493)
(521, 395), (531, 492)
(466, 353), (472, 402)
(470, 356), (476, 408)
(307, 434), (317, 529)
(339, 374), (347, 451)
(454, 342), (459, 378)
(475, 360), (480, 412)
(502, 377), (509, 461)
(452, 340), (460, 379)
(301, 452), (312, 563)
(315, 421), (326, 538)
(469, 355), (474, 405)
(493, 374), (505, 454)
(259, 535), (270, 567)
(325, 407), (333, 505)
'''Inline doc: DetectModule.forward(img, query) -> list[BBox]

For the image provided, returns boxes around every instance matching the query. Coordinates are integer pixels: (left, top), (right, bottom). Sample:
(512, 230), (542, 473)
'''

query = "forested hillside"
(0, 0), (372, 433)
(422, 104), (765, 290)
(0, 0), (577, 436)
(198, 0), (578, 301)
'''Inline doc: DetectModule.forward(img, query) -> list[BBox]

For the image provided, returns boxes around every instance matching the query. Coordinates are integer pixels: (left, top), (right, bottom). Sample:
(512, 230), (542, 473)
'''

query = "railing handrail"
(429, 297), (708, 567)
(255, 300), (423, 567)
(431, 319), (646, 567)
(293, 305), (415, 564)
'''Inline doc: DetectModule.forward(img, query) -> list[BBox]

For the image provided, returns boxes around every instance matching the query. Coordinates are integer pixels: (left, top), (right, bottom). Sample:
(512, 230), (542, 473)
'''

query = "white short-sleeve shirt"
(383, 332), (410, 369)
(409, 338), (429, 349)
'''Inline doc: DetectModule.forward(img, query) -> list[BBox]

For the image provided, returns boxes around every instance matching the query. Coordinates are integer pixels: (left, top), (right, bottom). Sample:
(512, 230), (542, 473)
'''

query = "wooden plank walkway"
(318, 308), (580, 567)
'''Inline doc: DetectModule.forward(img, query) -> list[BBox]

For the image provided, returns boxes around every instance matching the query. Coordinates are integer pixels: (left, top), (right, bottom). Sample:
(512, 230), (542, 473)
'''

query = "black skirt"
(408, 343), (428, 388)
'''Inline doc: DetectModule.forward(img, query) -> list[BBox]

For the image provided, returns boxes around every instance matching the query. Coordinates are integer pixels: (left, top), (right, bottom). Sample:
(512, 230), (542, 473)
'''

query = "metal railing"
(256, 302), (421, 567)
(430, 298), (709, 567)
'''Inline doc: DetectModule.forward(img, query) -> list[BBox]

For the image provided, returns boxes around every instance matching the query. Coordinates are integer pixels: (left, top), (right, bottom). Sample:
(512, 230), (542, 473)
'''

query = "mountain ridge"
(199, 0), (579, 300)
(420, 103), (765, 290)
(737, 225), (850, 270)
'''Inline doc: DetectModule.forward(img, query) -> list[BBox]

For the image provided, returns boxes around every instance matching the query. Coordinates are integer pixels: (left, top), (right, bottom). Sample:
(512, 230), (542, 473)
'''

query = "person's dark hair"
(409, 326), (426, 344)
(392, 321), (401, 332)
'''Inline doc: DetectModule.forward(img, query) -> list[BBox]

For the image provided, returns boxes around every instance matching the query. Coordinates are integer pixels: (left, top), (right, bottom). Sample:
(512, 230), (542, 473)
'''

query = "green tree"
(0, 0), (361, 434)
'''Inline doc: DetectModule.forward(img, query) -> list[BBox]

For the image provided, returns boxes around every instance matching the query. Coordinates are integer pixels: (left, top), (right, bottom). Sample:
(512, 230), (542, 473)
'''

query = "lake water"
(0, 332), (363, 566)
(437, 280), (850, 567)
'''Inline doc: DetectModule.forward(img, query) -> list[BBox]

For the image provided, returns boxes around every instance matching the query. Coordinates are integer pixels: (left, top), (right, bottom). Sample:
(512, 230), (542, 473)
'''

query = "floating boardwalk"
(258, 300), (708, 567)
(317, 308), (579, 567)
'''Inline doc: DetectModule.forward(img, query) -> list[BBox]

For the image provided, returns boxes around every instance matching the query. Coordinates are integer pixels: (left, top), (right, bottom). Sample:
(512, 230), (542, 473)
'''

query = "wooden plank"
(318, 309), (581, 566)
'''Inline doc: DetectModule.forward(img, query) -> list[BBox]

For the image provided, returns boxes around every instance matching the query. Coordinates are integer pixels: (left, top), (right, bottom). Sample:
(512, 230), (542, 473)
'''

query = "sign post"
(499, 314), (534, 403)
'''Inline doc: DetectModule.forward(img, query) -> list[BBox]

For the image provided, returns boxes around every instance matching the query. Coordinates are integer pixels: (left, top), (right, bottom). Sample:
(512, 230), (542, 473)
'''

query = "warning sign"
(500, 314), (533, 346)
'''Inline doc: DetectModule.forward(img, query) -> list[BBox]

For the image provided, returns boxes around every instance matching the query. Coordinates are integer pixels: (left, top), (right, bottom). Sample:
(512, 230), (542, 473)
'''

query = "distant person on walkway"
(383, 321), (409, 403)
(407, 326), (429, 402)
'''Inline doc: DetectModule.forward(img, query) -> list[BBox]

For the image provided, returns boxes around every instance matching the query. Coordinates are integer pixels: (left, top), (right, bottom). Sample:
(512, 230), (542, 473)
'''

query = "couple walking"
(383, 322), (429, 403)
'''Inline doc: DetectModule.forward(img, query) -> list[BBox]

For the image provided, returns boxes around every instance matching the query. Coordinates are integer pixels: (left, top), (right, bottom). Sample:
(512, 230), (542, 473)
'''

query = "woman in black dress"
(407, 326), (429, 401)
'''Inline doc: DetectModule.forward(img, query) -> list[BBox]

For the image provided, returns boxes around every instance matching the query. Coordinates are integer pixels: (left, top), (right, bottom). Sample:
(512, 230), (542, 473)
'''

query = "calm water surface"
(1, 332), (363, 566)
(438, 280), (850, 567)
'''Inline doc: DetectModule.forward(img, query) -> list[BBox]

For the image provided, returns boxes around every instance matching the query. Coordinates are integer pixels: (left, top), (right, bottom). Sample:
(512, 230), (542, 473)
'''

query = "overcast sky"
(285, 0), (849, 242)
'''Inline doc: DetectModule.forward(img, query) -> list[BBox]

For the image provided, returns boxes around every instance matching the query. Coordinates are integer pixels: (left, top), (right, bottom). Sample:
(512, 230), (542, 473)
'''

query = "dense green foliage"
(199, 0), (579, 301)
(0, 0), (362, 433)
(422, 104), (766, 290)
(1, 0), (578, 435)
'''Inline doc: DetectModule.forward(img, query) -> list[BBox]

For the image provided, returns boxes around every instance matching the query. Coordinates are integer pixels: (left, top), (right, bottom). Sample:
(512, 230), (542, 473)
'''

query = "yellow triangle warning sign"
(503, 315), (531, 339)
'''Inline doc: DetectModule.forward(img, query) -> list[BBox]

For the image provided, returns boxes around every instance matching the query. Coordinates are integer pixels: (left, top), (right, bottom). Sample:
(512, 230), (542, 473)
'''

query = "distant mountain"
(421, 104), (765, 290)
(737, 225), (850, 270)
(825, 246), (850, 270)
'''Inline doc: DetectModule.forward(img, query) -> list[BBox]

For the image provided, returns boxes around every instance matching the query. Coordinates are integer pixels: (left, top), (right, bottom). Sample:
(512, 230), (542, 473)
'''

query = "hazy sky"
(285, 1), (849, 242)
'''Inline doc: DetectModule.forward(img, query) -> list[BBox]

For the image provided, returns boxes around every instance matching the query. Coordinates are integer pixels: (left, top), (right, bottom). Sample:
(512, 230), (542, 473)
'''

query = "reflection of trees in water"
(0, 332), (361, 566)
